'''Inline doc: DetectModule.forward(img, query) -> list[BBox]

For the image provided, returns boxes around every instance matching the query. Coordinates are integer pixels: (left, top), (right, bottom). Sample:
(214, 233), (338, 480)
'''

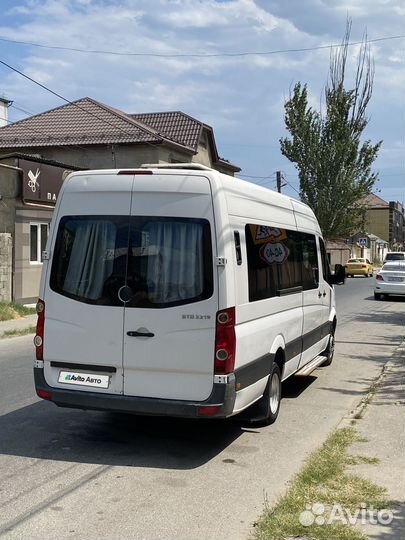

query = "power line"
(0, 34), (404, 58)
(10, 103), (35, 116)
(0, 58), (164, 151)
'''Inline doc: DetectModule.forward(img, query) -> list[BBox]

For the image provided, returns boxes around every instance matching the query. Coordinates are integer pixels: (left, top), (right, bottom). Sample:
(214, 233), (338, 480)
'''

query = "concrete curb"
(338, 339), (405, 539)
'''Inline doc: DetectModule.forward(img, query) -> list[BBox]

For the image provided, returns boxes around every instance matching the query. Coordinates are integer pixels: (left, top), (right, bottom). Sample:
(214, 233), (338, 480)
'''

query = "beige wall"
(11, 144), (163, 170)
(0, 160), (19, 235)
(365, 208), (389, 242)
(14, 206), (53, 303)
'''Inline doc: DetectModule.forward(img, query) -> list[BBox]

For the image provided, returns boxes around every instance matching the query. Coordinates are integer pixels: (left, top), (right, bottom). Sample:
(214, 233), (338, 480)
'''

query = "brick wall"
(0, 233), (12, 302)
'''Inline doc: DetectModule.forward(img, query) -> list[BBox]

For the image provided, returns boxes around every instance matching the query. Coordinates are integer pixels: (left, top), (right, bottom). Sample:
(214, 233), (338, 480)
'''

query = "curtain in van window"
(143, 221), (204, 303)
(63, 220), (116, 300)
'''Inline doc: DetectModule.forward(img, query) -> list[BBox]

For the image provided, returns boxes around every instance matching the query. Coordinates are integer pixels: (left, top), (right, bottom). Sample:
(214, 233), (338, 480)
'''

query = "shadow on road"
(0, 372), (324, 470)
(282, 375), (317, 398)
(364, 295), (405, 303)
(0, 401), (249, 470)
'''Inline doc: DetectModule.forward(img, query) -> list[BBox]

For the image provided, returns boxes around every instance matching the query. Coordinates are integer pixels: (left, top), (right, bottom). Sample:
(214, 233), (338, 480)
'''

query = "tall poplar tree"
(280, 21), (382, 239)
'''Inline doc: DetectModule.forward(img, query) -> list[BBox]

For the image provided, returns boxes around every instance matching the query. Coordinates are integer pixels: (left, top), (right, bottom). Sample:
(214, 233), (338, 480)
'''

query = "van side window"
(319, 238), (330, 281)
(234, 231), (242, 265)
(245, 225), (319, 302)
(302, 234), (319, 289)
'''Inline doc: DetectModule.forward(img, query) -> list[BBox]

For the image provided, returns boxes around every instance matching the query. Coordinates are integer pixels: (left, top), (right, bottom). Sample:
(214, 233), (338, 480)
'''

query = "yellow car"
(345, 258), (374, 277)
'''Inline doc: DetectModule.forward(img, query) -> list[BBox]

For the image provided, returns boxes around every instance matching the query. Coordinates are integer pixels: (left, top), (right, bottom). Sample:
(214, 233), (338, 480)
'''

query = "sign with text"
(20, 158), (74, 207)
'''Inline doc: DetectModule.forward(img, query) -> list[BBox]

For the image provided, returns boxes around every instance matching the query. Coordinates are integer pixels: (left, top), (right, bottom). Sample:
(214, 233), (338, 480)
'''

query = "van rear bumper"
(34, 368), (236, 418)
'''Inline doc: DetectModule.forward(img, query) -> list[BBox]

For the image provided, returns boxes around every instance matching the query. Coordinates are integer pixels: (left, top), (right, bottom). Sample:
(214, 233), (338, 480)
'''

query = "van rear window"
(50, 216), (213, 307)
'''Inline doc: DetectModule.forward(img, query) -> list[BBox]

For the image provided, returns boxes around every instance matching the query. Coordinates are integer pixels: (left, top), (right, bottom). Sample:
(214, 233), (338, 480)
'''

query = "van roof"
(64, 165), (318, 231)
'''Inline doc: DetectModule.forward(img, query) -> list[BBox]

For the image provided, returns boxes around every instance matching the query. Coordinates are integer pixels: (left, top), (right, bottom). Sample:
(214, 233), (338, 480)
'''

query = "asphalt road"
(0, 277), (404, 540)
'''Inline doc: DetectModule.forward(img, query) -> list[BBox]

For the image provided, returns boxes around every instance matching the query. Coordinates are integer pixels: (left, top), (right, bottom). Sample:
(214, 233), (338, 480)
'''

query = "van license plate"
(58, 371), (110, 389)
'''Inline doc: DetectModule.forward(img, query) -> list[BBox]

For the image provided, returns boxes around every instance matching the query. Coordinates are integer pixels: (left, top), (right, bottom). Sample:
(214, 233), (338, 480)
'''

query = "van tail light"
(376, 274), (384, 281)
(214, 307), (236, 375)
(197, 405), (221, 417)
(34, 299), (45, 360)
(36, 389), (52, 401)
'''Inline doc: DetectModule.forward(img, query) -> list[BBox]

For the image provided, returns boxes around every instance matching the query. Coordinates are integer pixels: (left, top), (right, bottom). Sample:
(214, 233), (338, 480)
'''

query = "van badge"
(182, 314), (211, 320)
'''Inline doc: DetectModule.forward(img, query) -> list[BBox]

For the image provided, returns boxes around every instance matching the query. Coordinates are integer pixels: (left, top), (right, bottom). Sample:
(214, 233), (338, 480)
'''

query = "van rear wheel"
(247, 363), (281, 426)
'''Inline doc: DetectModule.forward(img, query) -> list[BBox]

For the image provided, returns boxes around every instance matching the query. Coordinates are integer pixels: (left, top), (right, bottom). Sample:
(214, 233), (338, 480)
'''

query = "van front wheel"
(247, 363), (281, 426)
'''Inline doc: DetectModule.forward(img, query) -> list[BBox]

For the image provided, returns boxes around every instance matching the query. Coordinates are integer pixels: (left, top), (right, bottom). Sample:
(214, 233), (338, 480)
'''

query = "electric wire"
(0, 34), (403, 58)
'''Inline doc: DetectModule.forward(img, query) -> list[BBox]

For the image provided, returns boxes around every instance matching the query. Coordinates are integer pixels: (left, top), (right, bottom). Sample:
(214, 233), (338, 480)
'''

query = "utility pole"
(276, 171), (282, 193)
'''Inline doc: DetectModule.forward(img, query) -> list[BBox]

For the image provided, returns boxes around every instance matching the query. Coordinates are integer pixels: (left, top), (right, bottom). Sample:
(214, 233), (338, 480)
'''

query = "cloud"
(0, 0), (403, 189)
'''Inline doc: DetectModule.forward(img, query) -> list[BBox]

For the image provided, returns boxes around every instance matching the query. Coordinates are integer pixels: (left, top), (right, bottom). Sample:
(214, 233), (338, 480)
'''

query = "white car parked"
(374, 262), (405, 300)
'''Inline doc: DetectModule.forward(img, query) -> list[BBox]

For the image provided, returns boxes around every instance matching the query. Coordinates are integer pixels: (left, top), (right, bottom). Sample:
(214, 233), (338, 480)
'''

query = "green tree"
(280, 22), (382, 239)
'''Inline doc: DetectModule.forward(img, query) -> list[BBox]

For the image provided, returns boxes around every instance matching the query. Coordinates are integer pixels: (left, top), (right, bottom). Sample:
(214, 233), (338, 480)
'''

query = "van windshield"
(50, 215), (213, 307)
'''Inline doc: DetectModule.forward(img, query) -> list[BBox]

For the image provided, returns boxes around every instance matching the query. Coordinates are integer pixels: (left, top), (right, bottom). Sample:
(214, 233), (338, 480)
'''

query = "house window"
(30, 223), (49, 263)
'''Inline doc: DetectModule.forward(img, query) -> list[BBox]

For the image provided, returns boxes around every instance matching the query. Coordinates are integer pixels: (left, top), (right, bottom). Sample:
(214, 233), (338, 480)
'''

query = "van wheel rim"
(269, 373), (281, 414)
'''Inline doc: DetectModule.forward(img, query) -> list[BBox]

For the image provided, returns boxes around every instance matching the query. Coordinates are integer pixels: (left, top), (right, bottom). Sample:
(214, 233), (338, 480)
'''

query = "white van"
(34, 164), (344, 425)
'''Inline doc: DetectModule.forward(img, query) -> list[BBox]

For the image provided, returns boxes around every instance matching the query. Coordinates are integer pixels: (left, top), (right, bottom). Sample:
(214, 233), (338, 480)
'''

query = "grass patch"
(2, 326), (36, 338)
(0, 302), (36, 321)
(254, 428), (388, 540)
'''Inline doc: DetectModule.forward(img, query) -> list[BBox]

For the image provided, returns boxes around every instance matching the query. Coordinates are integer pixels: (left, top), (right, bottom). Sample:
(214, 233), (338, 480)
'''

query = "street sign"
(358, 237), (367, 246)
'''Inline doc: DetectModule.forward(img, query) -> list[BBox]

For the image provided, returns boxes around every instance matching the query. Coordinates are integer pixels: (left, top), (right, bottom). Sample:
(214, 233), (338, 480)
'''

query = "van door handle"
(127, 331), (155, 338)
(322, 291), (327, 297)
(318, 291), (322, 298)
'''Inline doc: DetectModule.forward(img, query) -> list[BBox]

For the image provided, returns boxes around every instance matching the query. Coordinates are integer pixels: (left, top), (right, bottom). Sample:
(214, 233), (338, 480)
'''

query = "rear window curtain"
(50, 216), (213, 308)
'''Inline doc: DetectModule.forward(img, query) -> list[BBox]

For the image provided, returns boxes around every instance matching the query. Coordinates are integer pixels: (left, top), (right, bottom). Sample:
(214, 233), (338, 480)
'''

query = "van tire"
(246, 363), (282, 426)
(320, 331), (335, 367)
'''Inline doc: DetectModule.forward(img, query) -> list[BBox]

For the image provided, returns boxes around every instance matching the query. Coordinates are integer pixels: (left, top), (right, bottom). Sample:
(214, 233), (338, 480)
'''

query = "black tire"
(247, 363), (282, 426)
(320, 331), (335, 367)
(374, 292), (381, 300)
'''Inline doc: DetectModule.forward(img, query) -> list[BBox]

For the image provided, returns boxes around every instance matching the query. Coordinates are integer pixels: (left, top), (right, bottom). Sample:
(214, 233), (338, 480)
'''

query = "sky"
(0, 0), (404, 203)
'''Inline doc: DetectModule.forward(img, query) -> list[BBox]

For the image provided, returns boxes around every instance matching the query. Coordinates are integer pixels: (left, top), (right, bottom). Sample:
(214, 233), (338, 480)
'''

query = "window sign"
(245, 224), (319, 302)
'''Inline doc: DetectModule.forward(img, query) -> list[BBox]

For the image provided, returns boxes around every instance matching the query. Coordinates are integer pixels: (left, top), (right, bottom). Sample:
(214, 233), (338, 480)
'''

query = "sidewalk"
(341, 341), (405, 539)
(0, 314), (37, 338)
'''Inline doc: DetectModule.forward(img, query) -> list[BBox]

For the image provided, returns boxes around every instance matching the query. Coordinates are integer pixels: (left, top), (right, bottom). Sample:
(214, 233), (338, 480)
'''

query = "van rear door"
(42, 173), (132, 395)
(122, 174), (218, 401)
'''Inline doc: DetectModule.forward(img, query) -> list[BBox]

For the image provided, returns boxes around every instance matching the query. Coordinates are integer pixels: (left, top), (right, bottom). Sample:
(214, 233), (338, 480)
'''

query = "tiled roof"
(364, 193), (389, 207)
(130, 111), (202, 150)
(0, 98), (164, 149)
(0, 97), (240, 172)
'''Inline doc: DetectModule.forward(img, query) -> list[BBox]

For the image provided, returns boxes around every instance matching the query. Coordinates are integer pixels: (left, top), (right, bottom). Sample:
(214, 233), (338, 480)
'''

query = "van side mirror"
(328, 264), (345, 285)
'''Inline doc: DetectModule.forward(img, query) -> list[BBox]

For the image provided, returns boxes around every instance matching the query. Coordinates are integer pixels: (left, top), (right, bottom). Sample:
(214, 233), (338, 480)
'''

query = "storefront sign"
(20, 158), (73, 206)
